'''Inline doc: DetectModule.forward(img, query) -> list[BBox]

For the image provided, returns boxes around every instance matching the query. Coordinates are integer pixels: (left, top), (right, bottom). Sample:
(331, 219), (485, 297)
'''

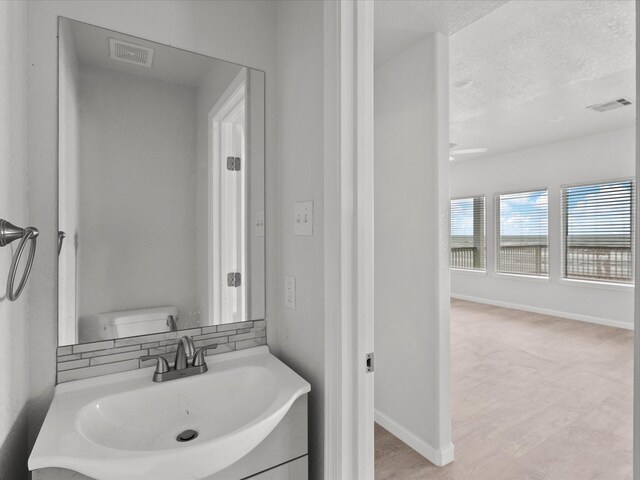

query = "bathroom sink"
(28, 346), (310, 480)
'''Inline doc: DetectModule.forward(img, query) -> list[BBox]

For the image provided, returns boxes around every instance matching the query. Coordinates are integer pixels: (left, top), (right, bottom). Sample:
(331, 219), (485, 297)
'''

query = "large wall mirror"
(58, 18), (265, 346)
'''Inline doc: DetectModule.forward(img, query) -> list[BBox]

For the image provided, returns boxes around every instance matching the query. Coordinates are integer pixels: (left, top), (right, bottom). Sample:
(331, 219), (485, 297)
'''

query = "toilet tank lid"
(98, 306), (178, 325)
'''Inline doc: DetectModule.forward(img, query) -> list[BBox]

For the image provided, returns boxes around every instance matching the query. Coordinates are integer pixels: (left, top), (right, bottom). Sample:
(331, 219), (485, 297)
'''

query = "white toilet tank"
(99, 306), (179, 338)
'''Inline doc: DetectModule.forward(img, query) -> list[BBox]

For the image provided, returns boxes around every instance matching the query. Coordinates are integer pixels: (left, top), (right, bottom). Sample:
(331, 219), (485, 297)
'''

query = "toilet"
(99, 306), (179, 339)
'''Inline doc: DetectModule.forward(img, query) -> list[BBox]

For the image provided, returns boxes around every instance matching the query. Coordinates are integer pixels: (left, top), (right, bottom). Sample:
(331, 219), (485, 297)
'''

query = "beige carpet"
(375, 298), (634, 480)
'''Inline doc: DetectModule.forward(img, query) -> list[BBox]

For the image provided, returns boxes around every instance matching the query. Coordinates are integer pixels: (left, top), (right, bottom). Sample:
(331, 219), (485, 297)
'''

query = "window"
(562, 179), (634, 284)
(496, 189), (548, 276)
(450, 196), (486, 270)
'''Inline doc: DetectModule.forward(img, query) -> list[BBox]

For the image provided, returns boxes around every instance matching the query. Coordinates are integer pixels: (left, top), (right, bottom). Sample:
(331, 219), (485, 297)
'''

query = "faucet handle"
(192, 345), (218, 367)
(140, 355), (170, 374)
(166, 314), (178, 331)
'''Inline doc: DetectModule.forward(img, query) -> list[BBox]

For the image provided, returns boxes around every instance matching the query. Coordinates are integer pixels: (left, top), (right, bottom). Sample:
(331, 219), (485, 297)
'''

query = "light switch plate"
(294, 201), (313, 236)
(285, 276), (296, 309)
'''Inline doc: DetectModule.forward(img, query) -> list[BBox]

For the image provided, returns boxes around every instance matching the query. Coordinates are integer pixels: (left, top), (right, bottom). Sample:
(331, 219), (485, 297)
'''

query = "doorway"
(371, 1), (636, 479)
(209, 69), (247, 325)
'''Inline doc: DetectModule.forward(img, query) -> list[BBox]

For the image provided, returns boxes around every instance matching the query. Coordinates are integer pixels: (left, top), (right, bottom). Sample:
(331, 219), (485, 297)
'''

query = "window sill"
(558, 278), (634, 292)
(492, 272), (550, 283)
(450, 268), (487, 276)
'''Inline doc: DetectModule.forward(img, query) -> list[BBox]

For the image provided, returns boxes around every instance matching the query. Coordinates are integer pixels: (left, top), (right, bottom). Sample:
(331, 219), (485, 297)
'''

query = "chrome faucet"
(141, 335), (218, 382)
(174, 335), (195, 370)
(166, 314), (178, 331)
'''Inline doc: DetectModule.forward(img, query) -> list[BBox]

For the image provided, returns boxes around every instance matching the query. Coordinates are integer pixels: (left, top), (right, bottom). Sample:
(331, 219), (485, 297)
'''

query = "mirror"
(57, 18), (265, 346)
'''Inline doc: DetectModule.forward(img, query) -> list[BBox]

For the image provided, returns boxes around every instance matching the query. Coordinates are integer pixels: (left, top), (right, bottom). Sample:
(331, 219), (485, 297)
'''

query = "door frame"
(323, 0), (375, 478)
(208, 68), (248, 325)
(634, 21), (639, 479)
(322, 4), (640, 480)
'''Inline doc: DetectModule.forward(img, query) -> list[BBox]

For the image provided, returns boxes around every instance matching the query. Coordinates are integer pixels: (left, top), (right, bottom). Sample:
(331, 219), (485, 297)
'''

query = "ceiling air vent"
(586, 98), (633, 113)
(109, 38), (154, 67)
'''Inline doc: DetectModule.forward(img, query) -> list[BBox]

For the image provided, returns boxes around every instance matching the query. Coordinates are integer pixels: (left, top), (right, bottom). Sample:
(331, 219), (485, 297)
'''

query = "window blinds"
(450, 196), (486, 270)
(495, 190), (548, 276)
(562, 180), (634, 283)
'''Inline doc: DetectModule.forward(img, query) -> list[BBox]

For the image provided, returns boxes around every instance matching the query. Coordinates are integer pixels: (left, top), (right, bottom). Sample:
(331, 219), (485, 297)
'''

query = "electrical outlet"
(294, 201), (313, 236)
(285, 276), (296, 309)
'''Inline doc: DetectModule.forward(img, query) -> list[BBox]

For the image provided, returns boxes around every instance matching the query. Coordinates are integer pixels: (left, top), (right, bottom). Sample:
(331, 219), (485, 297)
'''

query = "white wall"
(58, 20), (80, 345)
(26, 0), (278, 455)
(76, 65), (198, 339)
(246, 69), (267, 322)
(27, 4), (328, 478)
(374, 34), (453, 465)
(450, 127), (635, 329)
(0, 1), (29, 478)
(271, 1), (325, 478)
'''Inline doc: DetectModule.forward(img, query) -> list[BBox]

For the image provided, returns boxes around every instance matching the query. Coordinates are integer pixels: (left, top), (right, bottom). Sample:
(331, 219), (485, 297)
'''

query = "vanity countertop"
(29, 346), (310, 480)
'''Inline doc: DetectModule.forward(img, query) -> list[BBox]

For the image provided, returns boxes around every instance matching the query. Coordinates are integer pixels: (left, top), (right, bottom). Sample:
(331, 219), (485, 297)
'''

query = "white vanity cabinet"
(248, 456), (308, 480)
(33, 395), (308, 480)
(206, 394), (309, 480)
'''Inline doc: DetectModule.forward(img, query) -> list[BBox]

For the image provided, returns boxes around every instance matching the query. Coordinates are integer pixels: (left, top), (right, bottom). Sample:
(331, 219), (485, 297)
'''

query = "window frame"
(494, 187), (550, 278)
(449, 194), (487, 272)
(560, 177), (635, 285)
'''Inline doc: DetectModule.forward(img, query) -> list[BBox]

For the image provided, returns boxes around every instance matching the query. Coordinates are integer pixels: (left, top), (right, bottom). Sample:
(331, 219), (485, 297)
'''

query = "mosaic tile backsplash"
(56, 320), (266, 383)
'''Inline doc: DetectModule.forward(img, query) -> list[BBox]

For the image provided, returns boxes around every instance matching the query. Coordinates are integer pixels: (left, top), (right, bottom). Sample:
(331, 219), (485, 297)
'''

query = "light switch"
(255, 210), (265, 237)
(294, 201), (313, 236)
(285, 276), (296, 309)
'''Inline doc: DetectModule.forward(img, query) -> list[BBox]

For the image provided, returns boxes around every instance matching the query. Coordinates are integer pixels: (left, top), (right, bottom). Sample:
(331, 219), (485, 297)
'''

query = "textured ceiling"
(374, 0), (509, 66)
(450, 0), (635, 160)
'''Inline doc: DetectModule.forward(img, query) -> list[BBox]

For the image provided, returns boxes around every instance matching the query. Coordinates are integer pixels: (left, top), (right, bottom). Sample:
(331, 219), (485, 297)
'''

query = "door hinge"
(366, 352), (375, 373)
(227, 272), (241, 287)
(226, 156), (241, 171)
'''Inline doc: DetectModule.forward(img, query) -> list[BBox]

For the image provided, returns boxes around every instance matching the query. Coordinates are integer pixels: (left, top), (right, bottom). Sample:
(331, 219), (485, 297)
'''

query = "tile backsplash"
(56, 320), (266, 383)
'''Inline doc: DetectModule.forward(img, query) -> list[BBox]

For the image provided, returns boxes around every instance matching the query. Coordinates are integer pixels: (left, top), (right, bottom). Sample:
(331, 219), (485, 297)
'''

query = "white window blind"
(562, 179), (634, 283)
(450, 196), (485, 270)
(495, 190), (548, 276)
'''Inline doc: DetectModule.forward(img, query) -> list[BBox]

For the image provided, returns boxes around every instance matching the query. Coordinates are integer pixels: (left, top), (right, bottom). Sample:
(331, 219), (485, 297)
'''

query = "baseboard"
(450, 294), (633, 330)
(374, 409), (454, 467)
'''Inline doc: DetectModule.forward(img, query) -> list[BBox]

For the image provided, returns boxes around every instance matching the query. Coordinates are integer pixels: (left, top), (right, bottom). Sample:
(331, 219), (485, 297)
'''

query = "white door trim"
(323, 0), (375, 478)
(208, 68), (248, 325)
(634, 17), (639, 479)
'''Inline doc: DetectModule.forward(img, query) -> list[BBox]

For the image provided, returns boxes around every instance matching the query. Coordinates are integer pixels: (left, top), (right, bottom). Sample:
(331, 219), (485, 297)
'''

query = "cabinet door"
(249, 463), (289, 480)
(248, 456), (308, 480)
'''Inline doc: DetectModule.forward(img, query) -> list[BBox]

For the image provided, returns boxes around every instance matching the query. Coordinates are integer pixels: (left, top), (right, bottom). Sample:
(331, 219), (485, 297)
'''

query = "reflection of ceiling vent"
(586, 98), (633, 113)
(109, 38), (154, 67)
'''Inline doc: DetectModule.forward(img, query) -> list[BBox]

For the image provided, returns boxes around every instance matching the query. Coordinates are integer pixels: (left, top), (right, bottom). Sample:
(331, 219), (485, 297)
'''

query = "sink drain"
(176, 429), (198, 442)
